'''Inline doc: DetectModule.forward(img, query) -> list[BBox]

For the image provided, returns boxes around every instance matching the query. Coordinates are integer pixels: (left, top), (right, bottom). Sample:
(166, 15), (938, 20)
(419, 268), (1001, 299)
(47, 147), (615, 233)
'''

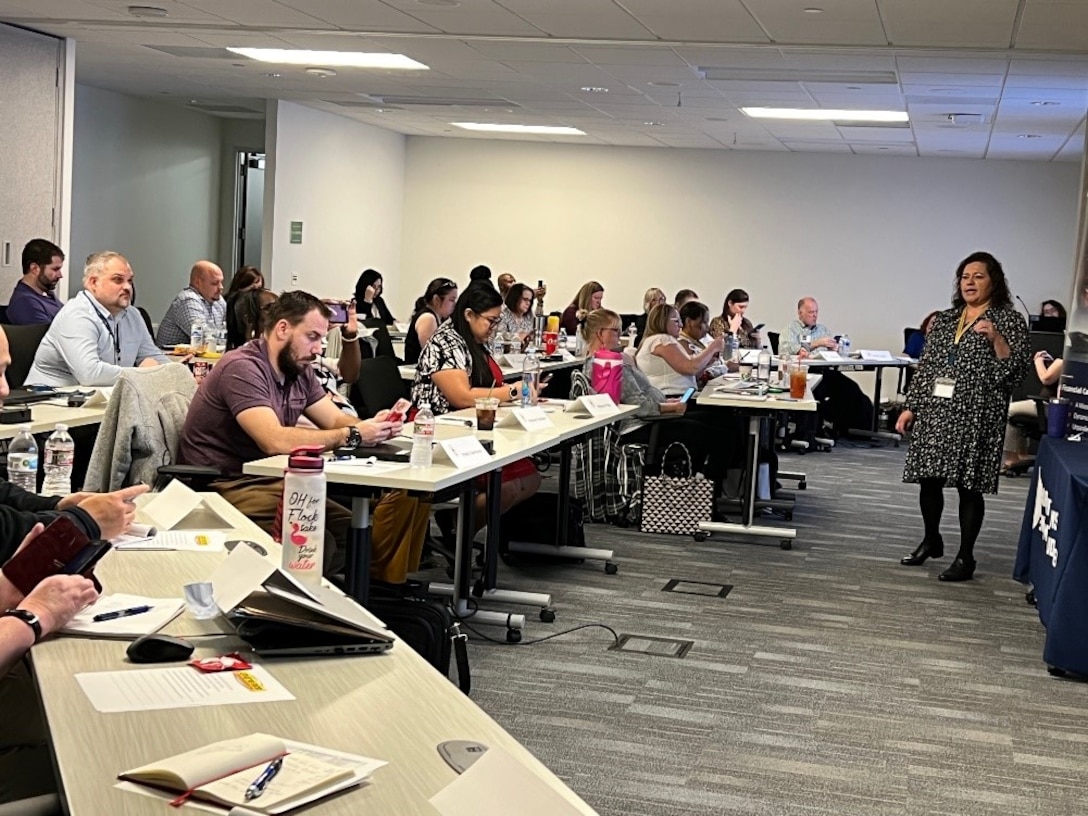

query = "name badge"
(933, 377), (955, 399)
(498, 406), (553, 431)
(436, 436), (491, 469)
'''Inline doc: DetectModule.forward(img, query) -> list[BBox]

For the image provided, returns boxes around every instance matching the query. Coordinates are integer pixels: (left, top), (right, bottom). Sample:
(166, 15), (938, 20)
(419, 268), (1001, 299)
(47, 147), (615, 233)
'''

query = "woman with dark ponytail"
(404, 278), (458, 364)
(353, 268), (396, 324)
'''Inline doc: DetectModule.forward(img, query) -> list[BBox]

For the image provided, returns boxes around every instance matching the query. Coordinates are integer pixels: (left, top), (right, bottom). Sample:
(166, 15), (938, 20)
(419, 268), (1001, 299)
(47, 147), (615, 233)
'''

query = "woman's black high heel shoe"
(938, 557), (976, 582)
(900, 537), (944, 566)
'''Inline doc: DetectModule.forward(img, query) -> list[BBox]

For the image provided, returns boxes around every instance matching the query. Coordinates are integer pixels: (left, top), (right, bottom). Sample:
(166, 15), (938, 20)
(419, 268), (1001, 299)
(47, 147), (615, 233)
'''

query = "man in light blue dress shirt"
(25, 251), (169, 387)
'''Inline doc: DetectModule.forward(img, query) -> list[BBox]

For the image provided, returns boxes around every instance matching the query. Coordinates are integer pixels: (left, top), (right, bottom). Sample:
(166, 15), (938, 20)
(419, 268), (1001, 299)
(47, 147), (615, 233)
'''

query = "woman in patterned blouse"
(896, 252), (1030, 582)
(498, 282), (536, 343)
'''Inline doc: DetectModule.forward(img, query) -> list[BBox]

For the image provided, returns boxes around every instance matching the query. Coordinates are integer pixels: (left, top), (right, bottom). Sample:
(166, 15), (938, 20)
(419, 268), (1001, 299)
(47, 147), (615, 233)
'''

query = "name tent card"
(498, 406), (553, 431)
(814, 350), (844, 362)
(436, 435), (492, 469)
(859, 349), (895, 362)
(564, 394), (618, 417)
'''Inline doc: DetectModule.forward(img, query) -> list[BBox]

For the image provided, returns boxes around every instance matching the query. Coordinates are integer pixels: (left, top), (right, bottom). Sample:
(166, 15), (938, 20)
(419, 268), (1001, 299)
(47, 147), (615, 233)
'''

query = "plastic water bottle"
(190, 320), (205, 353)
(279, 446), (326, 586)
(626, 323), (637, 346)
(41, 424), (75, 497)
(574, 327), (587, 357)
(522, 348), (541, 406)
(490, 333), (504, 359)
(558, 327), (567, 352)
(839, 333), (851, 357)
(725, 332), (739, 362)
(411, 403), (435, 468)
(757, 344), (772, 383)
(7, 424), (39, 493)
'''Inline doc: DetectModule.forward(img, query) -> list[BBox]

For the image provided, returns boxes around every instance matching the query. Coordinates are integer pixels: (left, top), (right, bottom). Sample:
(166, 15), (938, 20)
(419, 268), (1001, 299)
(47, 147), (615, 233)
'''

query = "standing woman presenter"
(896, 251), (1030, 581)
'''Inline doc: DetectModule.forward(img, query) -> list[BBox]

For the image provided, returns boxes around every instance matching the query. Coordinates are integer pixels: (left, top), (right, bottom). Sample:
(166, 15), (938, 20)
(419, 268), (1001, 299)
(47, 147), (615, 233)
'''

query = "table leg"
(556, 441), (572, 545)
(483, 468), (502, 590)
(345, 496), (371, 606)
(872, 367), (884, 432)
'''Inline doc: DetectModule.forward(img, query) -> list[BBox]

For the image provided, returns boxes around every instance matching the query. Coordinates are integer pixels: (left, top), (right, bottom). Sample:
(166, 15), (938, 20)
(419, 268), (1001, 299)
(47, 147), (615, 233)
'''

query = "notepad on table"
(60, 593), (184, 639)
(118, 733), (384, 814)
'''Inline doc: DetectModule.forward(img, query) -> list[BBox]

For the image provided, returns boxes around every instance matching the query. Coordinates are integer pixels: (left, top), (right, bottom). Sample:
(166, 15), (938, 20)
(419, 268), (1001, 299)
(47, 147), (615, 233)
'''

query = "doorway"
(233, 151), (265, 275)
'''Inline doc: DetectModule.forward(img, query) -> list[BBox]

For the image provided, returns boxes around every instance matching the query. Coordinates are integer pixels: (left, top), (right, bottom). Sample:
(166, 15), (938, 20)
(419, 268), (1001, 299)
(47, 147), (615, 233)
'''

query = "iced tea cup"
(789, 363), (809, 399)
(475, 397), (500, 431)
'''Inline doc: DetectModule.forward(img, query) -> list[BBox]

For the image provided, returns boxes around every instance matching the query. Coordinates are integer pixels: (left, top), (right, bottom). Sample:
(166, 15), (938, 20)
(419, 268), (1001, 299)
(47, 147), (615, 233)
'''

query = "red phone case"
(2, 517), (90, 597)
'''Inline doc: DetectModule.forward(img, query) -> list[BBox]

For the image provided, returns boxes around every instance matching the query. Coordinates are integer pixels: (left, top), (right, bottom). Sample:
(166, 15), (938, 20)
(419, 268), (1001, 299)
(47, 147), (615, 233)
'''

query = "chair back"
(350, 355), (410, 419)
(137, 306), (154, 337)
(0, 304), (8, 324)
(767, 331), (780, 355)
(360, 319), (397, 360)
(2, 323), (50, 388)
(902, 327), (918, 352)
(84, 364), (197, 491)
(1015, 330), (1065, 401)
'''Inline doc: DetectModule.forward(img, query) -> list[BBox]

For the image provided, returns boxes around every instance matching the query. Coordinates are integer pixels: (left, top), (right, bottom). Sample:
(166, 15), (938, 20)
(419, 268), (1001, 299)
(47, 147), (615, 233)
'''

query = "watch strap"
(2, 608), (42, 644)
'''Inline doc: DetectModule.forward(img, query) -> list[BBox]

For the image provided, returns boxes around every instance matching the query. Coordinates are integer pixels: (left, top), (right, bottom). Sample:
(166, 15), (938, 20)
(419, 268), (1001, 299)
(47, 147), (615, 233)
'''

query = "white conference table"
(399, 354), (586, 384)
(0, 399), (108, 439)
(245, 402), (637, 637)
(695, 375), (820, 548)
(29, 493), (598, 816)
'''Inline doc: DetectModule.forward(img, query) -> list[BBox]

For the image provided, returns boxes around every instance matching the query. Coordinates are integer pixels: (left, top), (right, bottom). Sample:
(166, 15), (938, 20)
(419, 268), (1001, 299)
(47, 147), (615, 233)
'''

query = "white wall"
(70, 85), (222, 322)
(263, 101), (406, 309)
(402, 139), (1080, 356)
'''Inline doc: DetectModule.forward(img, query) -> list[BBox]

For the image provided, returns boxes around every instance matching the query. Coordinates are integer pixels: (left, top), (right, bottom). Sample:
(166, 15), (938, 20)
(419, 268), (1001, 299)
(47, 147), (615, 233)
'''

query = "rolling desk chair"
(349, 356), (409, 419)
(1005, 398), (1048, 477)
(2, 323), (49, 389)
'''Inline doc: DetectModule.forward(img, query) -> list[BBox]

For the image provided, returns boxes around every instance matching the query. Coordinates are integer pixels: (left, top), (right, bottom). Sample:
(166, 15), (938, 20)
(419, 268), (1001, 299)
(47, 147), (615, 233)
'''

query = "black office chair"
(350, 356), (409, 419)
(3, 322), (49, 388)
(901, 327), (920, 393)
(360, 318), (398, 360)
(767, 331), (780, 355)
(137, 306), (154, 337)
(1005, 398), (1048, 477)
(0, 304), (8, 324)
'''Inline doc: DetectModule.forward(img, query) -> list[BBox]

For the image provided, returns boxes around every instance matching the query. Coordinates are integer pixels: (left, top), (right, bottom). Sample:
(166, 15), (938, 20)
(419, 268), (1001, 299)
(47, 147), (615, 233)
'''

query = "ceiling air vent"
(945, 113), (985, 125)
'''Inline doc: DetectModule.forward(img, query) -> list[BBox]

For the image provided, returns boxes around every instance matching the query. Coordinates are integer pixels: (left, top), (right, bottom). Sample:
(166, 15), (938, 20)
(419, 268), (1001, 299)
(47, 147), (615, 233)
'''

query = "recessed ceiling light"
(643, 121), (665, 127)
(1031, 100), (1059, 106)
(846, 86), (862, 90)
(306, 68), (337, 78)
(803, 7), (824, 13)
(418, 0), (460, 5)
(580, 86), (609, 93)
(127, 5), (168, 17)
(452, 123), (586, 136)
(263, 72), (281, 78)
(742, 107), (908, 123)
(226, 48), (428, 71)
(648, 81), (680, 87)
(1018, 133), (1042, 139)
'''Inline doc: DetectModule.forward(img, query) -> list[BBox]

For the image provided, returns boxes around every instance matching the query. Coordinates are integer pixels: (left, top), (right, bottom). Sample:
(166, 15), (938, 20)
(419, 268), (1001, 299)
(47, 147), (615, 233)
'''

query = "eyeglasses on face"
(472, 311), (502, 326)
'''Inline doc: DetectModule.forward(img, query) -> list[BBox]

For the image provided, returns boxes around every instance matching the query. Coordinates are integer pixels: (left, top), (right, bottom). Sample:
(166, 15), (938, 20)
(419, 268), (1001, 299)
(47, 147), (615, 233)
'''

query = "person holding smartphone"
(708, 288), (762, 349)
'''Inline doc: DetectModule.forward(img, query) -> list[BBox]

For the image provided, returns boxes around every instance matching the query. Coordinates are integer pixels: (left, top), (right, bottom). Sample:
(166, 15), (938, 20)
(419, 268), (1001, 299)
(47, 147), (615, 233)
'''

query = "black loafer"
(938, 557), (976, 582)
(900, 538), (944, 566)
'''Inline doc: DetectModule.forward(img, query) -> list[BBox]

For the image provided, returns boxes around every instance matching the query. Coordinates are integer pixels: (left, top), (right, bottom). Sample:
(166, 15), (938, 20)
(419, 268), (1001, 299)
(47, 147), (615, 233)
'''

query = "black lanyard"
(84, 291), (120, 363)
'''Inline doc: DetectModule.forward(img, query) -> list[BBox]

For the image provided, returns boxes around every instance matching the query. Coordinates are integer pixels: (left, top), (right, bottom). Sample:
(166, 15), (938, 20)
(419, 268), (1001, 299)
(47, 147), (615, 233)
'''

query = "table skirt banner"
(1014, 436), (1088, 675)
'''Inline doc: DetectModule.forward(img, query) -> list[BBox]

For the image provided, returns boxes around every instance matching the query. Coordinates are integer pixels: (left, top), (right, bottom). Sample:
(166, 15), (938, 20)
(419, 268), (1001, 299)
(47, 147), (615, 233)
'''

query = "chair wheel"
(798, 481), (807, 490)
(506, 628), (522, 643)
(539, 608), (556, 623)
(780, 540), (792, 550)
(1047, 666), (1067, 677)
(605, 561), (618, 575)
(694, 532), (708, 543)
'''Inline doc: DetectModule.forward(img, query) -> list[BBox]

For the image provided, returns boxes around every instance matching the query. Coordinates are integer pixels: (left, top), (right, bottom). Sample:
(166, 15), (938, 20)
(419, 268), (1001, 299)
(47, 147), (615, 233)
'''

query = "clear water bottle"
(7, 424), (39, 493)
(190, 320), (205, 353)
(574, 327), (587, 357)
(725, 332), (739, 362)
(411, 403), (435, 468)
(757, 344), (772, 383)
(626, 323), (637, 346)
(490, 332), (504, 359)
(41, 423), (75, 497)
(558, 327), (567, 352)
(839, 333), (851, 357)
(278, 446), (326, 586)
(521, 348), (541, 406)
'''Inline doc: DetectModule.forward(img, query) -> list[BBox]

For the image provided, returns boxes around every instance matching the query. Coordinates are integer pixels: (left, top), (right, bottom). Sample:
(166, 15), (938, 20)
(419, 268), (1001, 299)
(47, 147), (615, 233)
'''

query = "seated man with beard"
(178, 290), (430, 582)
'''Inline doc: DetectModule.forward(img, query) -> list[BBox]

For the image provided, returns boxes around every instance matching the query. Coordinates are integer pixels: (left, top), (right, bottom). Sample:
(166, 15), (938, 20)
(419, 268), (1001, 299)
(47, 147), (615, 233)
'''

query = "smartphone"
(63, 541), (112, 576)
(2, 517), (90, 596)
(752, 323), (766, 331)
(386, 398), (412, 424)
(327, 302), (348, 324)
(679, 386), (696, 403)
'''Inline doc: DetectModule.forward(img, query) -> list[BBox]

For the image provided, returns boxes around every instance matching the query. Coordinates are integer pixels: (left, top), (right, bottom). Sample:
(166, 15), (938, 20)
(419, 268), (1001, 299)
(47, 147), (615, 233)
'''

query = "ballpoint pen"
(244, 756), (283, 801)
(92, 605), (152, 622)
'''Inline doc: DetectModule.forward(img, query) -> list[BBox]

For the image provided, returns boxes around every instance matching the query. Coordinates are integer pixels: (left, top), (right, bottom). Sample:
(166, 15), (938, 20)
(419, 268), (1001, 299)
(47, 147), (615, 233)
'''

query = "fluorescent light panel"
(453, 123), (585, 135)
(742, 107), (908, 123)
(227, 48), (428, 70)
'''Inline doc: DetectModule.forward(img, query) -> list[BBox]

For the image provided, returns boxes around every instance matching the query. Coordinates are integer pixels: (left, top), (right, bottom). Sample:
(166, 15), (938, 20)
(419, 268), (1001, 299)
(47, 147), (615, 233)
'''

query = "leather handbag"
(639, 443), (714, 536)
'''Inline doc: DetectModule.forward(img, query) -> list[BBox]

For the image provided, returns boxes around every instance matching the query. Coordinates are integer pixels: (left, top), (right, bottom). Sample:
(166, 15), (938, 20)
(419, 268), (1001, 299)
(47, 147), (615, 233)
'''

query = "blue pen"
(92, 605), (152, 622)
(245, 756), (283, 801)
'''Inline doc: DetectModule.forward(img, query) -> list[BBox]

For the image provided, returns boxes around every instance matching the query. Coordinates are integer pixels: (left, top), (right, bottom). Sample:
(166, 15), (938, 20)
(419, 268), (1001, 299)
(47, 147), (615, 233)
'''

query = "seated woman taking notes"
(635, 303), (724, 395)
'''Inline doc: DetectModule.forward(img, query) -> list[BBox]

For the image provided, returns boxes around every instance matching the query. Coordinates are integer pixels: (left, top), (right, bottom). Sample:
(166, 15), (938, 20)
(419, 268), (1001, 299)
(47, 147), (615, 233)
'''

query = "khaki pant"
(213, 477), (430, 584)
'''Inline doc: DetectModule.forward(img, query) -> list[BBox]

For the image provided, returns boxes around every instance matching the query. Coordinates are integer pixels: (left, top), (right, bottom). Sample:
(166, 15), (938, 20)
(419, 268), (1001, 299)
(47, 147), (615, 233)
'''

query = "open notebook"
(119, 733), (382, 813)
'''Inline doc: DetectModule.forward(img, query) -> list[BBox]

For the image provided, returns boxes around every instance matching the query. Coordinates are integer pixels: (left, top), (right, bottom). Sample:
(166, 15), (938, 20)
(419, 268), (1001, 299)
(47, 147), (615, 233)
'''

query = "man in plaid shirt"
(154, 260), (226, 346)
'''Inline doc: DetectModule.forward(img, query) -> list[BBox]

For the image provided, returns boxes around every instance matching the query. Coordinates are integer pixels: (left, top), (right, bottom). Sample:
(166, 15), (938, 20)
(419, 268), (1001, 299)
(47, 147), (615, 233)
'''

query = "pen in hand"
(92, 605), (152, 622)
(245, 756), (283, 801)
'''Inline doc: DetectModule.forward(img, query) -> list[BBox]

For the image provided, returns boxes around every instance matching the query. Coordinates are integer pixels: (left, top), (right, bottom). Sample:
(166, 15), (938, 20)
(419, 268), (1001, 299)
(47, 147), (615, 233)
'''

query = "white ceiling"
(3, 0), (1088, 161)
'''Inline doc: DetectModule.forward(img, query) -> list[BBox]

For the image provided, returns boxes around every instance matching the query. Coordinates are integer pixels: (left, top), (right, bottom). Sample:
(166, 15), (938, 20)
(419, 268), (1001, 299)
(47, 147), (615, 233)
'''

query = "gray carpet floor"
(420, 442), (1088, 816)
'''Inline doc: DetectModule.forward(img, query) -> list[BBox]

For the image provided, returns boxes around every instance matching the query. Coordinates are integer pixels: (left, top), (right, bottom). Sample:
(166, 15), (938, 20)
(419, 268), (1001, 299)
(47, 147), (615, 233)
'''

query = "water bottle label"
(283, 486), (323, 575)
(9, 452), (38, 471)
(45, 449), (74, 468)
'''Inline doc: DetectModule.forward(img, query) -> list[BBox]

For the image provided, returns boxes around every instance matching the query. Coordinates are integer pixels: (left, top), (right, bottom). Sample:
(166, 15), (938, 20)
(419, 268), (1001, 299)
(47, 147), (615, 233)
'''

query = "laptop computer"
(4, 388), (58, 406)
(228, 591), (394, 657)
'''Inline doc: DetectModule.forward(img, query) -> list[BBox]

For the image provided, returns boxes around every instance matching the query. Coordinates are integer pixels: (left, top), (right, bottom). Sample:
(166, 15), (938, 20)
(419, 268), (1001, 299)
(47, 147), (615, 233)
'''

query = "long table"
(245, 402), (637, 637)
(399, 354), (586, 384)
(0, 399), (108, 439)
(1013, 436), (1088, 676)
(29, 493), (598, 815)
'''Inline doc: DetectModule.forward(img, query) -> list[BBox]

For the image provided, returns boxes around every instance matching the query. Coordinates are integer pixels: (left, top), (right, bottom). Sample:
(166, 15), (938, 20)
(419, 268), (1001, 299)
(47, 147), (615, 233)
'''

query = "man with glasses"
(26, 252), (168, 387)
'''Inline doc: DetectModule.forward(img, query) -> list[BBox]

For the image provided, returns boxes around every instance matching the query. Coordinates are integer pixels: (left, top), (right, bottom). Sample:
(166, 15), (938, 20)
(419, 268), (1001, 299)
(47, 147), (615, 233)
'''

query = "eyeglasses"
(602, 326), (620, 334)
(473, 311), (502, 327)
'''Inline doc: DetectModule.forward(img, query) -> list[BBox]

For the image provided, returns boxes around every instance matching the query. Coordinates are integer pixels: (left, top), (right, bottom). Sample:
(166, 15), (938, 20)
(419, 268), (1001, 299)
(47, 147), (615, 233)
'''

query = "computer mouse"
(126, 633), (195, 664)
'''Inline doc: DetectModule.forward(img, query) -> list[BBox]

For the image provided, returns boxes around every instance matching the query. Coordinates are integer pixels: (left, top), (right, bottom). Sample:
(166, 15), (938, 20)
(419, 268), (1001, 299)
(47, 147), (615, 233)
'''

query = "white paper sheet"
(142, 480), (205, 531)
(858, 349), (895, 361)
(429, 746), (591, 816)
(61, 594), (184, 639)
(114, 531), (225, 552)
(76, 664), (294, 713)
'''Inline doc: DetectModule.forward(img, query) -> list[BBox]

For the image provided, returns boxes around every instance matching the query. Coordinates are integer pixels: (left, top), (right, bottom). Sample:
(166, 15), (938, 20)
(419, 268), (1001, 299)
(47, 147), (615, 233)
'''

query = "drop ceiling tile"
(895, 56), (1011, 74)
(743, 0), (888, 46)
(837, 125), (915, 142)
(571, 46), (688, 66)
(617, 0), (768, 42)
(467, 41), (586, 63)
(672, 48), (788, 69)
(1005, 74), (1088, 90)
(780, 141), (854, 152)
(850, 144), (917, 155)
(494, 0), (656, 39)
(880, 0), (1020, 47)
(759, 121), (843, 139)
(1016, 3), (1088, 50)
(781, 52), (897, 71)
(3, 0), (127, 20)
(898, 71), (1006, 87)
(381, 0), (543, 35)
(176, 0), (330, 26)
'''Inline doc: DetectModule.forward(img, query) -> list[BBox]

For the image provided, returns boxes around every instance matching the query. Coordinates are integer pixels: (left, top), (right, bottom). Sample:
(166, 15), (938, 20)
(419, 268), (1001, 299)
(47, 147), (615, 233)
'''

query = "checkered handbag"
(639, 443), (714, 536)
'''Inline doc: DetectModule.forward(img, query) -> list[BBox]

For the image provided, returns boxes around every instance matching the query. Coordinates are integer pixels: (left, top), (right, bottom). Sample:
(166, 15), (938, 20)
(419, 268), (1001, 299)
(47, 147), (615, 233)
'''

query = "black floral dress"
(903, 305), (1030, 493)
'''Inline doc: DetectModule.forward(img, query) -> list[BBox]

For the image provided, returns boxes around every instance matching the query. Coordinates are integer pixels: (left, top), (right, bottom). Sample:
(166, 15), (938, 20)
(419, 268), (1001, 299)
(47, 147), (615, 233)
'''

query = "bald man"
(155, 260), (226, 347)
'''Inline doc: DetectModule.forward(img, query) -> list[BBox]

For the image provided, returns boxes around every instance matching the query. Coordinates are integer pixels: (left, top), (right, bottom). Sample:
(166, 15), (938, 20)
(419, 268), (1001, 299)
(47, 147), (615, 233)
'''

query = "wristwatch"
(2, 608), (42, 644)
(345, 427), (363, 448)
(508, 384), (519, 402)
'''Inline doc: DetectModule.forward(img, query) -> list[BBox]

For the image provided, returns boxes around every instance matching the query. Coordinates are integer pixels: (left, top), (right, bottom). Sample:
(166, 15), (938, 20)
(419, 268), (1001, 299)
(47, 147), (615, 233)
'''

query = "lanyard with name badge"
(937, 306), (987, 399)
(84, 291), (121, 363)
